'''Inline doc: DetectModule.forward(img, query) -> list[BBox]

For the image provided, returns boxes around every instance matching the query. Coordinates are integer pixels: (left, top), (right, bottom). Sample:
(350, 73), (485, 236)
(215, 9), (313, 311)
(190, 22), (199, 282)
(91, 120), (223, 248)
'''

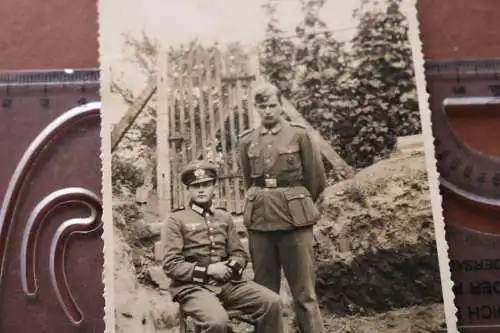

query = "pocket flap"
(283, 186), (311, 201)
(278, 146), (300, 155)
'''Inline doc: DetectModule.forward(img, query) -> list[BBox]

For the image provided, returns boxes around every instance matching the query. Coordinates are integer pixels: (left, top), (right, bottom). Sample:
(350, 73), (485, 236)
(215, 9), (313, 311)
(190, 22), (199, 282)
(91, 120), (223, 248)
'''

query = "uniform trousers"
(248, 226), (324, 333)
(176, 280), (285, 333)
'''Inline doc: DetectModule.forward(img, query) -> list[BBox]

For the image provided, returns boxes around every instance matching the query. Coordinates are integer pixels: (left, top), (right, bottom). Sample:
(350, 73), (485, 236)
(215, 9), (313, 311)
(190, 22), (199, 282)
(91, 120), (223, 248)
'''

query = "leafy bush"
(260, 0), (420, 169)
(112, 154), (144, 195)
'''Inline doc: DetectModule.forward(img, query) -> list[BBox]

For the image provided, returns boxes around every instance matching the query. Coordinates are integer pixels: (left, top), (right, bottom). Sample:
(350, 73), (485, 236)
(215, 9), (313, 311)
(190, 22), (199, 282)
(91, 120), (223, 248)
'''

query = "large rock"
(313, 152), (443, 315)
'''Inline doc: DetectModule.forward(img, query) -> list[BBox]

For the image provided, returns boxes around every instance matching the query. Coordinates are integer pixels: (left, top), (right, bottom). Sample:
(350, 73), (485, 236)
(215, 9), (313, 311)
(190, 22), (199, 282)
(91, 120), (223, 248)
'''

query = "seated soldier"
(162, 161), (285, 333)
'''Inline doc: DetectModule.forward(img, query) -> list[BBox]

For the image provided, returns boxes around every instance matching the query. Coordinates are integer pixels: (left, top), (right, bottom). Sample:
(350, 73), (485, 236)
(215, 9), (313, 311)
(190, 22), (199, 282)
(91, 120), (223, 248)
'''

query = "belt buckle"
(264, 178), (277, 188)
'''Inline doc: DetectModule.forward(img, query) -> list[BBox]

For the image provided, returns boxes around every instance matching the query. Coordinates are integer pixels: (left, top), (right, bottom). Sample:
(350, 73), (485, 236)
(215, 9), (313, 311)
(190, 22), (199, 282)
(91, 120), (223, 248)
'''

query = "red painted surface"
(418, 0), (500, 60)
(0, 0), (98, 70)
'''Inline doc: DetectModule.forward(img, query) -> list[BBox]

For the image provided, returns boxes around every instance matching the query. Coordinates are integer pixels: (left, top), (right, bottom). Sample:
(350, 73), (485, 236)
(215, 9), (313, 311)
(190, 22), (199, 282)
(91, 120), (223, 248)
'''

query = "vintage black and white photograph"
(99, 0), (454, 332)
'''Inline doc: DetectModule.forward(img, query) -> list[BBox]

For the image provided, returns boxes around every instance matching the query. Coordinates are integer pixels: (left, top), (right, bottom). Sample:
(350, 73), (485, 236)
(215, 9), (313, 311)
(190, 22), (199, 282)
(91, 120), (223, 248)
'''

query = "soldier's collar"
(189, 201), (215, 216)
(260, 121), (283, 136)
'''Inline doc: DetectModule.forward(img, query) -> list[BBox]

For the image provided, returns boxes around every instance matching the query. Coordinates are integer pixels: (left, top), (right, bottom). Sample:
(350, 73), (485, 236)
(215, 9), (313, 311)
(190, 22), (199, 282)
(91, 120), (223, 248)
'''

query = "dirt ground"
(112, 149), (447, 332)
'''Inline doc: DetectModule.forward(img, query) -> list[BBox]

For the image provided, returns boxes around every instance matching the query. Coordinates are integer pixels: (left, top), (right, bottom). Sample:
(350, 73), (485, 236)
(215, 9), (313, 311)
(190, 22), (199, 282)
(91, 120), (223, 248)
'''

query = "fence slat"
(235, 79), (245, 213)
(205, 49), (220, 204)
(206, 50), (218, 164)
(187, 49), (197, 161)
(170, 76), (180, 210)
(156, 51), (171, 218)
(247, 81), (255, 129)
(179, 57), (189, 207)
(247, 47), (261, 127)
(225, 53), (239, 213)
(197, 50), (208, 161)
(214, 50), (231, 210)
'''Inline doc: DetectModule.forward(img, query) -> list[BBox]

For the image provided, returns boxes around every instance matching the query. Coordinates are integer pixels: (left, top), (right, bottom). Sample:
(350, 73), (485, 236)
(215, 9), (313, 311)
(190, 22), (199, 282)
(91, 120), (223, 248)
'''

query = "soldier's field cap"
(181, 160), (218, 186)
(254, 83), (280, 104)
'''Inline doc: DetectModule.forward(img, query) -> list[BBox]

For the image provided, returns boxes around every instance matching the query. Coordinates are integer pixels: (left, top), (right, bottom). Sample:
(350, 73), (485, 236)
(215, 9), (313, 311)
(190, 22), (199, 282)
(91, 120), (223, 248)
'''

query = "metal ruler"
(0, 68), (100, 88)
(0, 70), (102, 328)
(426, 59), (500, 204)
(0, 68), (100, 107)
(425, 58), (500, 332)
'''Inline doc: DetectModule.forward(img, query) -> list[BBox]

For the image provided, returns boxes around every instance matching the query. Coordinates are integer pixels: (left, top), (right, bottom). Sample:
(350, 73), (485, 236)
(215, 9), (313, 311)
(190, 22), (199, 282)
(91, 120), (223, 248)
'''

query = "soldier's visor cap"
(181, 161), (218, 186)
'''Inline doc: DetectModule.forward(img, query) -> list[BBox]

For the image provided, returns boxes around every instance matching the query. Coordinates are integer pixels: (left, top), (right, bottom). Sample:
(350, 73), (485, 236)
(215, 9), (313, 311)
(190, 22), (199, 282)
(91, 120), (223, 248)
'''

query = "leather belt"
(252, 177), (303, 188)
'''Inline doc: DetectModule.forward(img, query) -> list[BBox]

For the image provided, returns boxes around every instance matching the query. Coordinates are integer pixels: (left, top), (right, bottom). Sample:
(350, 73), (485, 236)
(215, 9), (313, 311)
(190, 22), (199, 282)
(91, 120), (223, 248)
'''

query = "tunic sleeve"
(162, 216), (209, 283)
(225, 214), (249, 278)
(238, 138), (252, 190)
(299, 131), (327, 201)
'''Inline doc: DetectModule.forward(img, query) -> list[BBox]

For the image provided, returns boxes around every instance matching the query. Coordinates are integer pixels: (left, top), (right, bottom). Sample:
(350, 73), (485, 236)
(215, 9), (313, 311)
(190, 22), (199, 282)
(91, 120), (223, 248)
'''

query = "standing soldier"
(162, 160), (285, 333)
(238, 84), (327, 333)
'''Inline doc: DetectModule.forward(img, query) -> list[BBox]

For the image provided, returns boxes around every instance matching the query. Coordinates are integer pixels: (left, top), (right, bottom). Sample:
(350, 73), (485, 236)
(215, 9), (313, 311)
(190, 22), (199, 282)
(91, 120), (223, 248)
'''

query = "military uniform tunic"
(238, 120), (326, 231)
(162, 201), (285, 333)
(163, 202), (248, 297)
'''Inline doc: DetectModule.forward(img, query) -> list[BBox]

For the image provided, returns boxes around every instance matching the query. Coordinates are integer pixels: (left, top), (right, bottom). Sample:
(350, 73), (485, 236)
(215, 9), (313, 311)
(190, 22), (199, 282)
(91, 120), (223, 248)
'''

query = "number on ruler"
(463, 165), (473, 179)
(477, 172), (486, 184)
(493, 173), (500, 187)
(452, 86), (467, 95)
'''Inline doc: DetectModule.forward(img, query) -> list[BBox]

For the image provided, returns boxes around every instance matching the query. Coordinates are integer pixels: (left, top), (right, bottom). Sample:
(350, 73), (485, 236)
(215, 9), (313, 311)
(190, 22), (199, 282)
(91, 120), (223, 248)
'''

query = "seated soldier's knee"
(205, 312), (230, 329)
(264, 292), (283, 312)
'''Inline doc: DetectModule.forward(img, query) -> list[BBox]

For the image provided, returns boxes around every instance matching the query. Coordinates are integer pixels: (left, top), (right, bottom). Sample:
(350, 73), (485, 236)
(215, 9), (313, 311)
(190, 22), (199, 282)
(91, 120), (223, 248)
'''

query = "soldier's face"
(256, 94), (282, 127)
(187, 180), (215, 204)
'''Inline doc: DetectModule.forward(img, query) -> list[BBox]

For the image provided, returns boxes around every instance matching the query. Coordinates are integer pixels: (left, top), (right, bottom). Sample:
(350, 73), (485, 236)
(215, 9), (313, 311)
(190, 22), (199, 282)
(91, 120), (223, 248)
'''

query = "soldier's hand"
(207, 262), (232, 281)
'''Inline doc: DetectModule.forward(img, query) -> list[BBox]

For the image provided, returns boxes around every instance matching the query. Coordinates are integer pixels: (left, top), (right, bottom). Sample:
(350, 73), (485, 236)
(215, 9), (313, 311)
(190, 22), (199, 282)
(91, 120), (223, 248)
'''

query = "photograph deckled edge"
(95, 1), (460, 332)
(406, 2), (457, 332)
(98, 0), (115, 331)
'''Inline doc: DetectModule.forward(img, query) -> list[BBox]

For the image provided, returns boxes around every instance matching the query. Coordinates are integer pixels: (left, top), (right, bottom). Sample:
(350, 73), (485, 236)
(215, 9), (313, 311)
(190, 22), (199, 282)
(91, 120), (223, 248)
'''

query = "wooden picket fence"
(156, 45), (259, 215)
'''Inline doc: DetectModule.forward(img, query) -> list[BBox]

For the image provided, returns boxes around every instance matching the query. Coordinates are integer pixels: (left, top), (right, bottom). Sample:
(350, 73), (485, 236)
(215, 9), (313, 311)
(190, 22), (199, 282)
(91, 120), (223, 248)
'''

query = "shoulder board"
(171, 207), (185, 213)
(289, 122), (307, 129)
(238, 128), (255, 139)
